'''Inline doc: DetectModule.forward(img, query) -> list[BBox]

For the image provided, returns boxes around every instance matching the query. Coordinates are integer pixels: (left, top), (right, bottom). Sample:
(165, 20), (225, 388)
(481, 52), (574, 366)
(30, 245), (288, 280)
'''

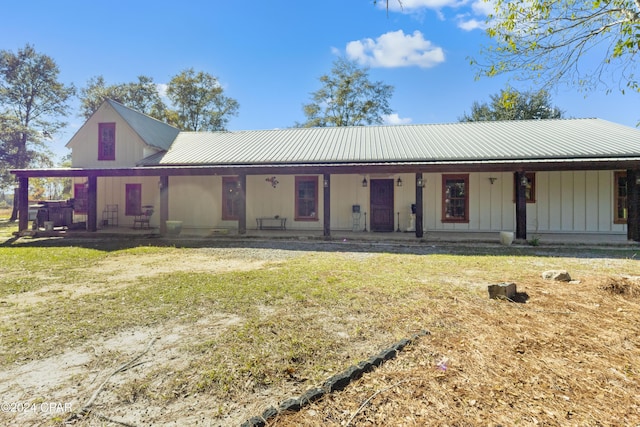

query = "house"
(11, 99), (640, 241)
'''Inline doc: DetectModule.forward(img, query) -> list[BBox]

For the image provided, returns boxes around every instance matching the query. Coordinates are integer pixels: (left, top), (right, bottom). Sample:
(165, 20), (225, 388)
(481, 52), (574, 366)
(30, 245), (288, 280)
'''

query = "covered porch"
(10, 160), (640, 243)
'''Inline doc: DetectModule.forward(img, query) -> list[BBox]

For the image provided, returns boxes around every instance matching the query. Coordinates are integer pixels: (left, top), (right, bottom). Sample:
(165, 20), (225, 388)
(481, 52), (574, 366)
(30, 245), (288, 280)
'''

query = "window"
(442, 174), (469, 223)
(222, 177), (241, 220)
(513, 172), (536, 203)
(98, 123), (116, 160)
(125, 184), (142, 216)
(614, 171), (627, 224)
(295, 176), (318, 221)
(73, 183), (88, 214)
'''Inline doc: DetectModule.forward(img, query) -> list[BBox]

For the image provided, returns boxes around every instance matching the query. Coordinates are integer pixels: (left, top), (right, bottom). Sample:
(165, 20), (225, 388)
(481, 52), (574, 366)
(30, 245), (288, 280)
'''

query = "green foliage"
(299, 57), (394, 127)
(78, 75), (168, 121)
(78, 69), (240, 131)
(0, 44), (74, 191)
(460, 86), (564, 121)
(166, 68), (240, 131)
(475, 0), (640, 94)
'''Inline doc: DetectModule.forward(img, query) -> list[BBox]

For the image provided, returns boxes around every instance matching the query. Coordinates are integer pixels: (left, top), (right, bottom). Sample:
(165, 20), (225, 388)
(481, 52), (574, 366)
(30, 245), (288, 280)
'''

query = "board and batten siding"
(423, 171), (623, 234)
(68, 102), (159, 168)
(78, 170), (624, 234)
(71, 176), (161, 227)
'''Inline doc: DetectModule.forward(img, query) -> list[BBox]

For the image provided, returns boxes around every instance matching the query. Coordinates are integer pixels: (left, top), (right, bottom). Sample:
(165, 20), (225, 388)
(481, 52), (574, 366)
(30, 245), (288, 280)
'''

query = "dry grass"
(0, 232), (639, 426)
(274, 274), (640, 427)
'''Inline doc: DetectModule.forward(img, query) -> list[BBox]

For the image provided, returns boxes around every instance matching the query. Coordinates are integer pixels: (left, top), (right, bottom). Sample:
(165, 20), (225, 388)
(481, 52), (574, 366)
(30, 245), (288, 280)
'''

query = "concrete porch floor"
(70, 225), (639, 247)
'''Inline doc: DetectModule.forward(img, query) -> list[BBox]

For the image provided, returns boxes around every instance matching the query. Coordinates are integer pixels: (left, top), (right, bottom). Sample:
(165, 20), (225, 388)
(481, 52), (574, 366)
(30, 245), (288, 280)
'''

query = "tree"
(0, 44), (75, 220)
(474, 0), (640, 94)
(166, 68), (239, 131)
(79, 75), (167, 120)
(460, 87), (564, 122)
(299, 57), (394, 127)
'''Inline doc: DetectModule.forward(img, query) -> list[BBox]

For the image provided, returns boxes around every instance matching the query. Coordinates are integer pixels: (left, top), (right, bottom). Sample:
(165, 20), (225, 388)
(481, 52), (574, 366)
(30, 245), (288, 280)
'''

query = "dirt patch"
(2, 250), (284, 308)
(1, 242), (639, 426)
(0, 313), (243, 426)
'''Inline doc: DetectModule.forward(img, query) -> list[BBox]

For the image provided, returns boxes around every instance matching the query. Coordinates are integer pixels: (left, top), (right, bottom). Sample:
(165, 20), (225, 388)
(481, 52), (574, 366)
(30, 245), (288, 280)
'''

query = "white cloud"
(456, 0), (493, 31)
(457, 17), (487, 31)
(471, 0), (494, 16)
(156, 83), (168, 98)
(345, 30), (445, 69)
(384, 113), (413, 125)
(380, 0), (468, 12)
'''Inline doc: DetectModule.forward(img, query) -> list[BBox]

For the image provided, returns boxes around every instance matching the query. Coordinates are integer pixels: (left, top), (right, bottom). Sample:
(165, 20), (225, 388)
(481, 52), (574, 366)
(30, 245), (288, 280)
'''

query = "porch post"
(515, 171), (527, 240)
(17, 176), (29, 232)
(87, 175), (98, 232)
(323, 173), (331, 238)
(415, 172), (423, 238)
(238, 174), (247, 235)
(627, 169), (640, 242)
(159, 175), (169, 235)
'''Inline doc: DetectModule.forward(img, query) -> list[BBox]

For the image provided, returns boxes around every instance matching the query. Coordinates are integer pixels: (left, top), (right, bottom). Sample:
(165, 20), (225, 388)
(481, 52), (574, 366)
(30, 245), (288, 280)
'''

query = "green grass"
(1, 242), (639, 408)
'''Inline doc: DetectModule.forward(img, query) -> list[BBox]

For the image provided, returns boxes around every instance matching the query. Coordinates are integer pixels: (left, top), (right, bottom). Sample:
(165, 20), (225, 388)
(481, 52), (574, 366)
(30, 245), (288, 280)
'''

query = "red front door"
(370, 179), (394, 232)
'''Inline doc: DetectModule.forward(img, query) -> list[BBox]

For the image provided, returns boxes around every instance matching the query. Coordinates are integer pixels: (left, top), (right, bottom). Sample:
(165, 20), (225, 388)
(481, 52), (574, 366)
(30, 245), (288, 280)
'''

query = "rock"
(542, 270), (571, 282)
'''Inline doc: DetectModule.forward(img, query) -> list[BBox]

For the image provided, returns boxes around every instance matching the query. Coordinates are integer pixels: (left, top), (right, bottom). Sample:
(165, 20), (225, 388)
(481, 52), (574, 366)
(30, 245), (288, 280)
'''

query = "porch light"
(323, 178), (329, 188)
(520, 174), (529, 187)
(362, 177), (368, 187)
(489, 177), (497, 185)
(396, 177), (403, 187)
(416, 177), (424, 188)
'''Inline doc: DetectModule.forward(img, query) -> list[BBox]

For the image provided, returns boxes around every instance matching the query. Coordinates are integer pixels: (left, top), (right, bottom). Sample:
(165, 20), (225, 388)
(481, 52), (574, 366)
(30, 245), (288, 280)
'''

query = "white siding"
(78, 170), (626, 236)
(68, 102), (150, 168)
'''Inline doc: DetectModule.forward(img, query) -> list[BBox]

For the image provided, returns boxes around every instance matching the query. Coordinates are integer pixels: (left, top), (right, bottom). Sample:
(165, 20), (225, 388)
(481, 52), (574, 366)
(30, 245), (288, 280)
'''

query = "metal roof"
(139, 119), (640, 167)
(107, 99), (180, 151)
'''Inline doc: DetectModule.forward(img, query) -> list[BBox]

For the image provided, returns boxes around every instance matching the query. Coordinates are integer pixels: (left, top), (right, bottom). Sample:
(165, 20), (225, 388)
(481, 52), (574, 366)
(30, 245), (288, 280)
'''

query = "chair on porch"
(133, 205), (154, 229)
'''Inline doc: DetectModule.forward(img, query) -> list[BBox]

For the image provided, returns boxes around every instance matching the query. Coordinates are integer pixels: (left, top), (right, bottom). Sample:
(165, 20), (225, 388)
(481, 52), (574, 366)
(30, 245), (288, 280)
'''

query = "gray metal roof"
(107, 99), (180, 151)
(138, 118), (640, 167)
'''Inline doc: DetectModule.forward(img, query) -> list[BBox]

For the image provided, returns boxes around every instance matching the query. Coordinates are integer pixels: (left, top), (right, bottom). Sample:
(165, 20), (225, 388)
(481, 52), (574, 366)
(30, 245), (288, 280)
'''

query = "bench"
(256, 217), (287, 230)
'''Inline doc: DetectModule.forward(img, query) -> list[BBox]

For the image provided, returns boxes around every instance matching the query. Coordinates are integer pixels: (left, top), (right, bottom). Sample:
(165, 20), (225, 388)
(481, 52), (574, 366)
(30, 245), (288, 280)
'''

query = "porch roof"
(138, 118), (640, 167)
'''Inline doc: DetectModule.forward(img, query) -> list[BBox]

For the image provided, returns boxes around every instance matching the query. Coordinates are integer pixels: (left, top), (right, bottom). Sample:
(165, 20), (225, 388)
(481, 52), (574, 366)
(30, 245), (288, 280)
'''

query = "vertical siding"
(535, 172), (549, 231)
(329, 174), (369, 230)
(598, 171), (613, 231)
(69, 103), (148, 168)
(561, 171), (574, 230)
(168, 176), (217, 228)
(585, 172), (600, 231)
(77, 170), (625, 235)
(573, 171), (587, 231)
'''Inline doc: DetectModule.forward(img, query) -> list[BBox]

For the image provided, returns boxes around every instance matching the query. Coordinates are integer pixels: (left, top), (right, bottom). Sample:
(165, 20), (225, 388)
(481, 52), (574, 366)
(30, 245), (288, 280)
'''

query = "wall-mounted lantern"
(489, 177), (497, 185)
(362, 177), (368, 187)
(396, 177), (403, 187)
(416, 177), (424, 188)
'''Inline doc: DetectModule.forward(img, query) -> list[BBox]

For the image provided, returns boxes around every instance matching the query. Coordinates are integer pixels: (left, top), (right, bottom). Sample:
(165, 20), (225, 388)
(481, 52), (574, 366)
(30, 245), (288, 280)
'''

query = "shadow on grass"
(511, 292), (530, 303)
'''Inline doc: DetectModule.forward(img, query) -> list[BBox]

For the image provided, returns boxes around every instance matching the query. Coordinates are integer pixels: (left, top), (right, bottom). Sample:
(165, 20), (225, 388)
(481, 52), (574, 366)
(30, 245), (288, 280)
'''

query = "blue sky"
(2, 0), (638, 163)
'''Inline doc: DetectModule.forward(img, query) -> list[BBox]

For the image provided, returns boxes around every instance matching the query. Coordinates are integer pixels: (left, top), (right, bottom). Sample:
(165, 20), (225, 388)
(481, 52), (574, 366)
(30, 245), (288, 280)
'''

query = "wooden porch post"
(515, 171), (527, 241)
(87, 175), (98, 232)
(17, 176), (29, 232)
(415, 172), (424, 238)
(159, 175), (169, 235)
(627, 169), (640, 242)
(238, 174), (247, 235)
(323, 173), (331, 238)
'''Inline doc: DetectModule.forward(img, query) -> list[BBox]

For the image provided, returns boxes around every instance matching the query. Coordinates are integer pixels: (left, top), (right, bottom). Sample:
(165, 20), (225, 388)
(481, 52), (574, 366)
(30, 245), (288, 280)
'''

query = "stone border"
(240, 330), (431, 427)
